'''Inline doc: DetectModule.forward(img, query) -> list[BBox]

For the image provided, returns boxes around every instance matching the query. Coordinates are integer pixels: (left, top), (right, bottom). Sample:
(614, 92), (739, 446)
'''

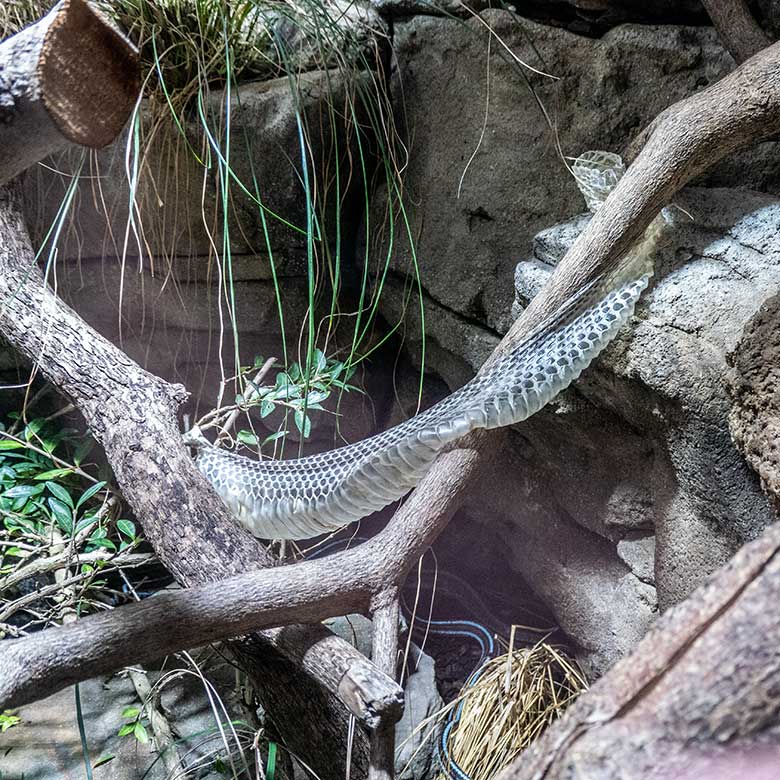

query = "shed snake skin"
(185, 152), (663, 540)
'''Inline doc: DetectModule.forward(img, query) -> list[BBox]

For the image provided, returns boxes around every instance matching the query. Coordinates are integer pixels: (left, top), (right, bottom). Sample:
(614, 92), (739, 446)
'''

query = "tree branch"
(0, 431), (492, 715)
(0, 0), (139, 185)
(496, 517), (780, 779)
(700, 0), (771, 64)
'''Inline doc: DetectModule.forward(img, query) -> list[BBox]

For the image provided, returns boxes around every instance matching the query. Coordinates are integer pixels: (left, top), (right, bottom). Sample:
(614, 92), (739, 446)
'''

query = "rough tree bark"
(0, 0), (138, 185)
(700, 0), (771, 63)
(727, 293), (780, 507)
(495, 518), (780, 780)
(0, 184), (407, 777)
(0, 4), (402, 777)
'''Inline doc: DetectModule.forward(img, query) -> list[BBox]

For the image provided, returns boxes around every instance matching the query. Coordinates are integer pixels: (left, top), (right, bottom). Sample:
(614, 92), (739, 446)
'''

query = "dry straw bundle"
(440, 639), (587, 780)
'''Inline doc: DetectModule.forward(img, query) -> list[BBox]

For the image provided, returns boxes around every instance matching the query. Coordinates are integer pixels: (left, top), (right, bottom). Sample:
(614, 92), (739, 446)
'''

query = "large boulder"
(371, 12), (780, 373)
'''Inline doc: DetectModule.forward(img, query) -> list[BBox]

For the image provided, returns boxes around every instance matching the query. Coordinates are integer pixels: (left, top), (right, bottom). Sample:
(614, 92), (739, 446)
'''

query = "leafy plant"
(0, 412), (153, 635)
(117, 705), (150, 744)
(194, 351), (359, 454)
(0, 710), (21, 732)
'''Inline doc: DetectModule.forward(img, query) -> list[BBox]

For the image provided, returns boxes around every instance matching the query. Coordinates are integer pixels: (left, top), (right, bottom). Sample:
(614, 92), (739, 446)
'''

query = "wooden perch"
(0, 0), (139, 185)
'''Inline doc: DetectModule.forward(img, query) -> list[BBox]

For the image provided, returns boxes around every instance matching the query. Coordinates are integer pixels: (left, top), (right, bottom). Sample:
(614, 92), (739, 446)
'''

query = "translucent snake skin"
(187, 152), (663, 540)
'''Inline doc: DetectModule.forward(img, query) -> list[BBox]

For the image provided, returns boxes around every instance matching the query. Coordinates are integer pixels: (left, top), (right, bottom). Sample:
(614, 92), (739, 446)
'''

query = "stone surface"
(727, 292), (780, 507)
(20, 71), (398, 446)
(369, 12), (780, 372)
(0, 662), (253, 780)
(475, 185), (780, 674)
(370, 0), (706, 33)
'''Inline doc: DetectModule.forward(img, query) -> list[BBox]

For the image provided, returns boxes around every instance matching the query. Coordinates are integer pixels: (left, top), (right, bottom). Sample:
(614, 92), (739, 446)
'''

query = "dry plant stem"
(128, 667), (185, 778)
(700, 0), (771, 63)
(215, 357), (276, 442)
(369, 594), (402, 780)
(0, 186), (399, 776)
(0, 0), (138, 185)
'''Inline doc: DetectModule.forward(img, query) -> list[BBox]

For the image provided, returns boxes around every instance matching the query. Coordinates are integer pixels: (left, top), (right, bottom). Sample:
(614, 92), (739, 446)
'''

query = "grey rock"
(370, 0), (705, 33)
(495, 185), (780, 672)
(368, 13), (780, 370)
(396, 647), (443, 780)
(0, 663), (255, 780)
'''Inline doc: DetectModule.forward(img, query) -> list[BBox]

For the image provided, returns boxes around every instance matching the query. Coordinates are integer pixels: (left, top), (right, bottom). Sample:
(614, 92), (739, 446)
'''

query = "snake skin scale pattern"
(191, 152), (662, 539)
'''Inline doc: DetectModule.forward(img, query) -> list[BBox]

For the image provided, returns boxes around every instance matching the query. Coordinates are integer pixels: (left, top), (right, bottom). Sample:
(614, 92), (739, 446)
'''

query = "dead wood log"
(0, 0), (138, 185)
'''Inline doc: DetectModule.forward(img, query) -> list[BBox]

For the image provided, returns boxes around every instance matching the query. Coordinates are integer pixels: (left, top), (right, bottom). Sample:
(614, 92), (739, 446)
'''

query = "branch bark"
(0, 0), (139, 185)
(700, 0), (771, 64)
(0, 183), (407, 777)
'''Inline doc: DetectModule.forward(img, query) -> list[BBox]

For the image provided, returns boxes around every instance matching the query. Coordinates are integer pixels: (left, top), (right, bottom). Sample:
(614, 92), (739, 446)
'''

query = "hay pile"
(440, 641), (587, 780)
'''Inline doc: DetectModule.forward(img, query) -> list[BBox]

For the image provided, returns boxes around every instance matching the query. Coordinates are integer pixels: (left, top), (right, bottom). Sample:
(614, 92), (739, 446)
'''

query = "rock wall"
(368, 12), (780, 673)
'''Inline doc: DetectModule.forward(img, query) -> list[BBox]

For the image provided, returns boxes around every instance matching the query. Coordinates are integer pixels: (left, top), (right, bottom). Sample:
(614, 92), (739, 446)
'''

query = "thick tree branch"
(700, 0), (771, 64)
(0, 184), (401, 776)
(0, 430), (492, 713)
(496, 518), (780, 779)
(0, 0), (139, 184)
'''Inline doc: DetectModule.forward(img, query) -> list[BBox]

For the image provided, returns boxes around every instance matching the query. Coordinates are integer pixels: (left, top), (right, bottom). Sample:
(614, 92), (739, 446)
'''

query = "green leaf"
(87, 536), (116, 553)
(306, 390), (330, 405)
(46, 481), (74, 508)
(75, 481), (107, 510)
(0, 440), (24, 451)
(3, 484), (44, 499)
(314, 349), (327, 373)
(48, 497), (73, 534)
(117, 723), (135, 737)
(236, 430), (258, 447)
(293, 410), (311, 438)
(260, 400), (274, 418)
(133, 721), (149, 744)
(23, 419), (45, 441)
(121, 706), (140, 719)
(262, 431), (287, 446)
(75, 515), (96, 534)
(116, 519), (136, 539)
(72, 438), (94, 466)
(93, 755), (115, 769)
(34, 468), (73, 481)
